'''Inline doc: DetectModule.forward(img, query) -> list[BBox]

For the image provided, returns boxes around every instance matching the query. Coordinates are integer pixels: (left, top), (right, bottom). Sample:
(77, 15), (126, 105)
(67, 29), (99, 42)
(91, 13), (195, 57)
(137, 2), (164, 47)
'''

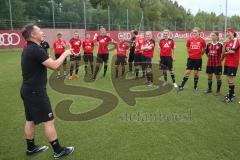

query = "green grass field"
(1, 41), (240, 160)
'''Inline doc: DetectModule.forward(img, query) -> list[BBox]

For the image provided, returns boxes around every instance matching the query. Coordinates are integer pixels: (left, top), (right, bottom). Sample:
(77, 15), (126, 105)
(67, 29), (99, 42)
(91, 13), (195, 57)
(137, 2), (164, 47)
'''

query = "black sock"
(135, 68), (139, 78)
(50, 139), (63, 154)
(93, 65), (100, 79)
(180, 76), (189, 87)
(208, 79), (212, 91)
(103, 65), (108, 77)
(142, 71), (146, 77)
(122, 66), (125, 76)
(142, 63), (146, 77)
(84, 65), (88, 73)
(170, 72), (175, 83)
(26, 139), (35, 151)
(163, 71), (167, 82)
(70, 65), (74, 76)
(217, 80), (222, 92)
(115, 67), (119, 78)
(90, 64), (93, 74)
(147, 72), (153, 83)
(194, 76), (199, 89)
(129, 63), (132, 72)
(146, 68), (153, 82)
(229, 83), (235, 99)
(75, 63), (79, 75)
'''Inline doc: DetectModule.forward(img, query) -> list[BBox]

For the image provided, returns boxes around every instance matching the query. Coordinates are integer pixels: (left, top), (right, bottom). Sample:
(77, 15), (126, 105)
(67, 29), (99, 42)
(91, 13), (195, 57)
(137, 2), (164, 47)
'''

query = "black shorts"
(83, 53), (93, 62)
(70, 55), (81, 61)
(206, 66), (222, 75)
(97, 53), (109, 63)
(141, 55), (152, 63)
(55, 54), (67, 65)
(141, 55), (152, 68)
(134, 53), (142, 66)
(20, 87), (54, 125)
(128, 48), (135, 62)
(115, 56), (127, 65)
(160, 56), (173, 70)
(224, 66), (238, 76)
(186, 58), (202, 71)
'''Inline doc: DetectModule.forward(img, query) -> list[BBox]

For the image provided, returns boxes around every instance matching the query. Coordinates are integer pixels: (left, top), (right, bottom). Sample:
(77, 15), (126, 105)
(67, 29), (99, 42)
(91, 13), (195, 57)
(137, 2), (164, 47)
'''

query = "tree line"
(0, 0), (239, 31)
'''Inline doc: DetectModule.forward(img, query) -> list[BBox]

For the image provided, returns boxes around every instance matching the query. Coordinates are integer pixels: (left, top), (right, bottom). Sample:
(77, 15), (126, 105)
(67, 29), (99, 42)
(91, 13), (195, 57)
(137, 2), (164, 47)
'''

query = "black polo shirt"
(130, 36), (136, 52)
(40, 41), (50, 53)
(21, 41), (49, 90)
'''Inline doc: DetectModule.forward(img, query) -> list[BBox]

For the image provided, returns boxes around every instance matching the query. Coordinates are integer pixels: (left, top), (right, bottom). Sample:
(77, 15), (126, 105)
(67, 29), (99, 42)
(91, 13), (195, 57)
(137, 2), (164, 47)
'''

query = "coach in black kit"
(128, 30), (138, 72)
(40, 34), (50, 55)
(20, 24), (74, 159)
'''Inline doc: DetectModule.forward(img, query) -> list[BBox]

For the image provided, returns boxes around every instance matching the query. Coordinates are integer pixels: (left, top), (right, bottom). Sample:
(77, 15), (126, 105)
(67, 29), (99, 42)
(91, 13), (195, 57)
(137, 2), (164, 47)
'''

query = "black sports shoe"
(204, 89), (212, 94)
(225, 93), (235, 99)
(56, 75), (61, 79)
(224, 96), (234, 103)
(26, 145), (49, 156)
(53, 146), (74, 159)
(178, 85), (184, 92)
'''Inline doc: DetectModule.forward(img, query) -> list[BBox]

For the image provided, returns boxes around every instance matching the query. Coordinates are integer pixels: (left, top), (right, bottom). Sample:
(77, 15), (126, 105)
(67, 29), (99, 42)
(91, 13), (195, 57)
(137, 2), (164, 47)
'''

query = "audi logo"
(156, 32), (205, 39)
(0, 33), (21, 46)
(117, 32), (131, 40)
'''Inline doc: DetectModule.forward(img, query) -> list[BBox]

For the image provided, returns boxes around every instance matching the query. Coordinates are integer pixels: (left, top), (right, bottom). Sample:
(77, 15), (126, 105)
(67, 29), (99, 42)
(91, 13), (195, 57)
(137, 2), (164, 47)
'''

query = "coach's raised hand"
(42, 49), (73, 70)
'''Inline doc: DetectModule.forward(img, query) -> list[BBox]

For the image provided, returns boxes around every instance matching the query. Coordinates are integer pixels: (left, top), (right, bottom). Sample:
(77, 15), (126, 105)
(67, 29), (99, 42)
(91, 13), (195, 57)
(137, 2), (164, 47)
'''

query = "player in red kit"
(141, 31), (155, 86)
(134, 34), (144, 79)
(69, 31), (82, 80)
(159, 29), (178, 88)
(178, 27), (206, 91)
(92, 27), (113, 80)
(53, 33), (67, 78)
(82, 33), (94, 75)
(205, 32), (223, 95)
(222, 28), (240, 102)
(114, 33), (130, 78)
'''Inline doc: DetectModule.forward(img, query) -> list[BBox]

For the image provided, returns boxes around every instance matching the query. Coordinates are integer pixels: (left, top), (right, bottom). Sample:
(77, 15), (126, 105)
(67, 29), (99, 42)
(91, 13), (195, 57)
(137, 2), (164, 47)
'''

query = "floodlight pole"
(83, 1), (86, 30)
(139, 11), (144, 31)
(49, 0), (55, 29)
(224, 0), (228, 39)
(127, 8), (129, 31)
(108, 5), (110, 31)
(8, 0), (13, 30)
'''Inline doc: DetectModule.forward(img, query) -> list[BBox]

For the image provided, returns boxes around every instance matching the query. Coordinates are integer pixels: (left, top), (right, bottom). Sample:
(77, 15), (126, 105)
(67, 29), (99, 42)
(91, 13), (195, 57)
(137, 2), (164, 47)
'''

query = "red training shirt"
(69, 38), (82, 54)
(224, 38), (240, 67)
(82, 39), (94, 54)
(135, 37), (144, 54)
(115, 41), (130, 57)
(53, 39), (67, 55)
(159, 38), (175, 57)
(96, 35), (113, 54)
(142, 39), (155, 58)
(206, 42), (223, 67)
(186, 37), (206, 59)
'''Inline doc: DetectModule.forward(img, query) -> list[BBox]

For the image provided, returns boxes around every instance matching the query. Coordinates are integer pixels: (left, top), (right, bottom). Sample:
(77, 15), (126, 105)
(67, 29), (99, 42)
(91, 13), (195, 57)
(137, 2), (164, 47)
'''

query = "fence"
(1, 20), (240, 32)
(1, 29), (240, 49)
